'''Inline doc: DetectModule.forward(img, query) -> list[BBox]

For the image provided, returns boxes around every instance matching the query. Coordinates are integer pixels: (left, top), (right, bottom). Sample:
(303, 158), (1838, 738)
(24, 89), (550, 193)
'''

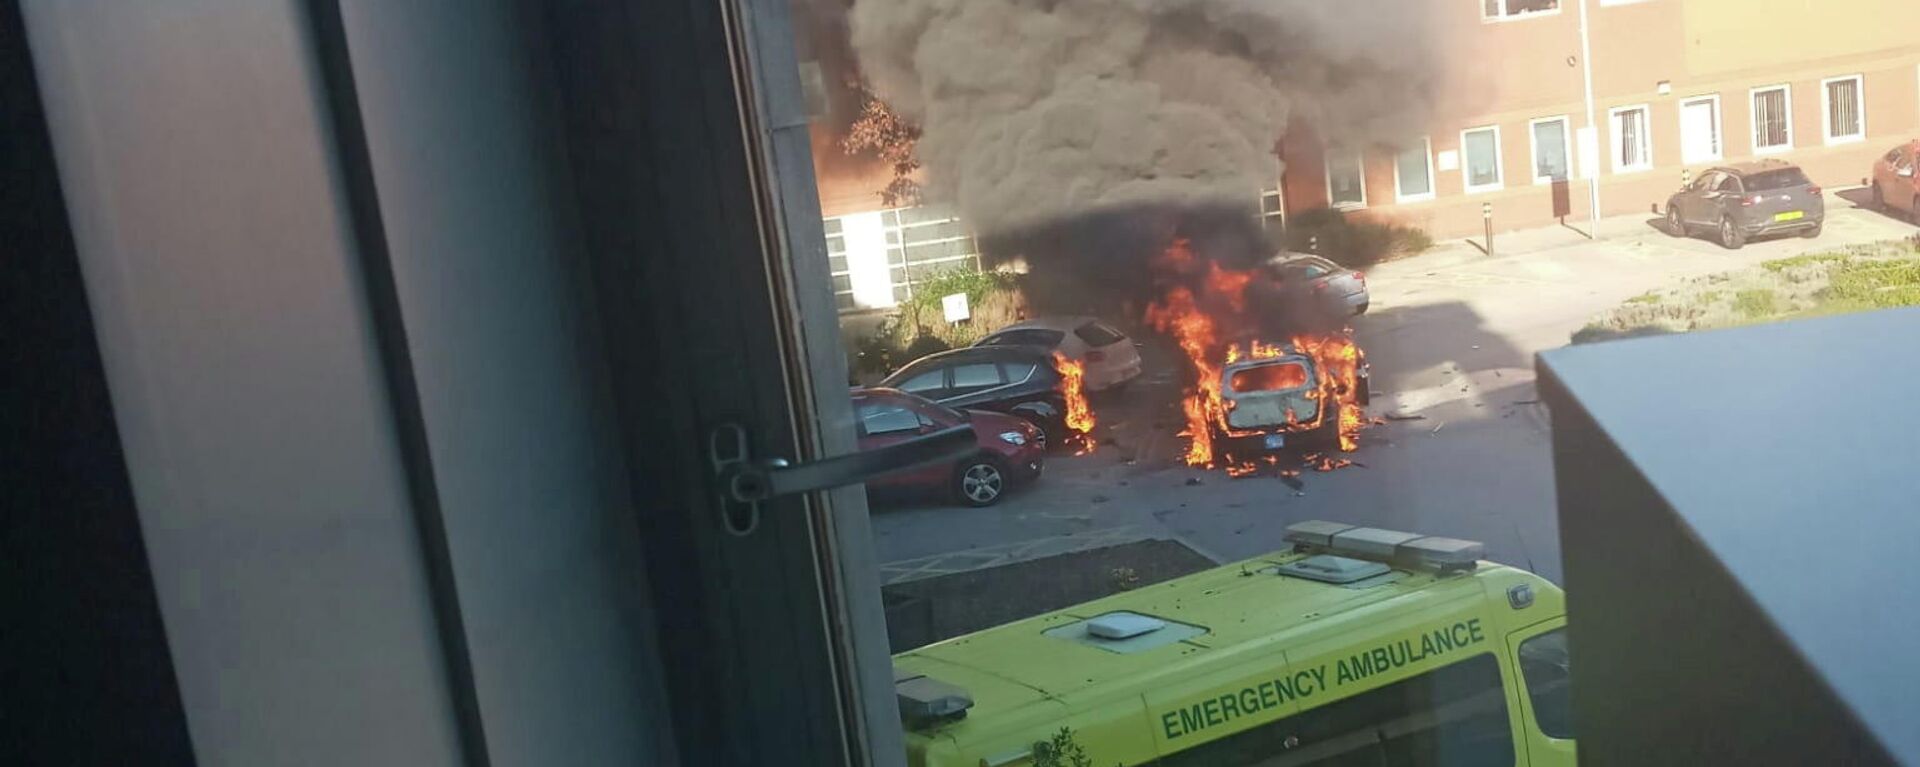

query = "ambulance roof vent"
(1284, 520), (1486, 574)
(894, 670), (973, 729)
(1043, 611), (1207, 654)
(1086, 611), (1165, 639)
(1277, 554), (1391, 584)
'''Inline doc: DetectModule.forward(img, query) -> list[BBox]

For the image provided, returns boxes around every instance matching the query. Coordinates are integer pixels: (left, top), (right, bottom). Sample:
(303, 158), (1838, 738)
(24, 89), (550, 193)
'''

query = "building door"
(1680, 97), (1720, 166)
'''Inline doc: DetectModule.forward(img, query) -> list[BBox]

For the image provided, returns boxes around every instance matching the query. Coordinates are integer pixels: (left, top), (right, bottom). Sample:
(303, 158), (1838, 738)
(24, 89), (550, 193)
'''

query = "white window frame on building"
(1394, 136), (1437, 203)
(1528, 115), (1573, 185)
(1821, 74), (1866, 146)
(1678, 94), (1723, 165)
(1609, 104), (1653, 173)
(1259, 188), (1285, 235)
(1481, 0), (1561, 22)
(1461, 125), (1504, 194)
(1324, 150), (1367, 210)
(1751, 84), (1794, 155)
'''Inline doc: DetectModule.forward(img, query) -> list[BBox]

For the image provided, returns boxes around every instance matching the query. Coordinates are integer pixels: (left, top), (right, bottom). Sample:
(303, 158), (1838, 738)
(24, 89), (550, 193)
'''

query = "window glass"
(1462, 127), (1501, 191)
(1484, 0), (1559, 19)
(1612, 107), (1651, 171)
(1073, 322), (1127, 347)
(1326, 151), (1366, 208)
(1531, 118), (1570, 182)
(896, 368), (945, 393)
(1746, 168), (1810, 191)
(859, 404), (923, 435)
(950, 362), (1003, 389)
(1753, 86), (1792, 151)
(1158, 654), (1515, 766)
(1714, 174), (1742, 193)
(1824, 76), (1864, 143)
(1396, 138), (1434, 199)
(1229, 362), (1309, 393)
(1518, 629), (1574, 739)
(999, 361), (1039, 382)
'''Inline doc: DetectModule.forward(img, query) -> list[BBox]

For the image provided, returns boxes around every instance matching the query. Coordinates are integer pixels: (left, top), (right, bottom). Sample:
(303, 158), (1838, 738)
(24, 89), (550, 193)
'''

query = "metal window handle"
(708, 423), (976, 535)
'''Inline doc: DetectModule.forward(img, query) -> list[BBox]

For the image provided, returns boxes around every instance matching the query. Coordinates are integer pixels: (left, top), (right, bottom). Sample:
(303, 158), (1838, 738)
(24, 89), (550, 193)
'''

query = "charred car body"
(1211, 338), (1369, 458)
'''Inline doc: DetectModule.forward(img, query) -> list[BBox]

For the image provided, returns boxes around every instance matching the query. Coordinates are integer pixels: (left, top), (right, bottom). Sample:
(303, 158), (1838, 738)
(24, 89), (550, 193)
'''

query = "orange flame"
(1051, 351), (1096, 454)
(1145, 239), (1370, 471)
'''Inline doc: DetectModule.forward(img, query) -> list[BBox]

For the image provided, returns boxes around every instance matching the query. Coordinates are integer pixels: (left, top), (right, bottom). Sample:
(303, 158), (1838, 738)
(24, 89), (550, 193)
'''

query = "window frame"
(1820, 74), (1866, 146)
(1481, 0), (1563, 22)
(1323, 149), (1368, 210)
(1460, 125), (1505, 194)
(1677, 94), (1724, 165)
(1393, 136), (1437, 203)
(1528, 115), (1573, 185)
(1750, 84), (1794, 156)
(1608, 104), (1653, 174)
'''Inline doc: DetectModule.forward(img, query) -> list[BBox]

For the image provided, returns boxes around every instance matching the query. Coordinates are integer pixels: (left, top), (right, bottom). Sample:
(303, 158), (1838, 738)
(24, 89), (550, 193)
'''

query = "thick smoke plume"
(850, 0), (1442, 238)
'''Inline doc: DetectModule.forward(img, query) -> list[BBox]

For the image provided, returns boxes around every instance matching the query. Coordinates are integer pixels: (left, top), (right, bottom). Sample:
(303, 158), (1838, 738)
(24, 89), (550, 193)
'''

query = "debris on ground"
(1513, 398), (1540, 405)
(1431, 422), (1446, 435)
(1383, 412), (1428, 422)
(1091, 495), (1111, 504)
(1184, 477), (1203, 487)
(1279, 473), (1305, 491)
(1100, 437), (1119, 447)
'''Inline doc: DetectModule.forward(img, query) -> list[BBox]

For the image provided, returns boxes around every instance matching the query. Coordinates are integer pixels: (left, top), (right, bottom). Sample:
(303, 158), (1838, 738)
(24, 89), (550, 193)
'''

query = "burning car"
(1213, 339), (1370, 459)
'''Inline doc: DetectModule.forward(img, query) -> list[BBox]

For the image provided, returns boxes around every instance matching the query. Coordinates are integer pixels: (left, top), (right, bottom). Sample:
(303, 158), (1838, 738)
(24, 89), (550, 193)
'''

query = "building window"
(1461, 126), (1503, 193)
(1482, 0), (1560, 20)
(1394, 137), (1435, 202)
(1529, 116), (1571, 184)
(1609, 105), (1652, 173)
(1822, 75), (1865, 145)
(1751, 85), (1793, 154)
(1325, 151), (1366, 209)
(1259, 189), (1284, 236)
(1679, 95), (1722, 165)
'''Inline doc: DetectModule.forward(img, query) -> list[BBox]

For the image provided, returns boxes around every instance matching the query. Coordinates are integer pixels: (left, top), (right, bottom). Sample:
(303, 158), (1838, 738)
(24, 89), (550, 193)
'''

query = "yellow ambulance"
(892, 520), (1573, 766)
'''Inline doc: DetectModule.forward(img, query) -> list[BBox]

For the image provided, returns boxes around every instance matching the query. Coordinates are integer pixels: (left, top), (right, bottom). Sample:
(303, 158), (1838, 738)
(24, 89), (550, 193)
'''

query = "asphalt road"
(868, 203), (1920, 587)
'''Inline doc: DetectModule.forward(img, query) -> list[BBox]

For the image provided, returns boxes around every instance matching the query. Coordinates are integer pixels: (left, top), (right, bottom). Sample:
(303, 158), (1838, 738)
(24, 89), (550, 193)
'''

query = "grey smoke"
(850, 0), (1441, 237)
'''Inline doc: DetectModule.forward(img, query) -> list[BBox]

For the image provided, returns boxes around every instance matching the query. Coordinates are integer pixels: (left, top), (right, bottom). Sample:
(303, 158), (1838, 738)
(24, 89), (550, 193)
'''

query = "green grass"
(1732, 289), (1779, 319)
(1624, 291), (1662, 305)
(1760, 253), (1851, 273)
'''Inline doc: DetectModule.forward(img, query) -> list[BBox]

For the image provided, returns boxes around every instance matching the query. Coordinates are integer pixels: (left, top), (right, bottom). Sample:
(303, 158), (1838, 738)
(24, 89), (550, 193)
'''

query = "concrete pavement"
(867, 199), (1920, 586)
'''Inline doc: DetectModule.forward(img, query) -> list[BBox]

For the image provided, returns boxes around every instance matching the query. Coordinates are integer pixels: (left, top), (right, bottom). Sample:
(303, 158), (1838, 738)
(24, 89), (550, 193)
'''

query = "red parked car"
(851, 387), (1043, 507)
(1869, 139), (1920, 224)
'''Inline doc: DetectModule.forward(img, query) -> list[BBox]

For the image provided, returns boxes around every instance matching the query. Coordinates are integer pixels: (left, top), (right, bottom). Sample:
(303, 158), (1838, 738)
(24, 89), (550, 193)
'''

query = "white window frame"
(1597, 0), (1653, 5)
(1750, 84), (1794, 155)
(1482, 0), (1562, 22)
(1460, 126), (1505, 194)
(1394, 136), (1437, 203)
(1527, 115), (1573, 185)
(1324, 150), (1368, 210)
(1820, 74), (1866, 145)
(1678, 94), (1723, 165)
(1608, 104), (1653, 174)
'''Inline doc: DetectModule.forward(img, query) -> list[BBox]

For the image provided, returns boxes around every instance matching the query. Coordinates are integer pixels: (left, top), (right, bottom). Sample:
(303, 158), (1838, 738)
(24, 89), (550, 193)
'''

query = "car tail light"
(1313, 280), (1329, 293)
(1087, 350), (1107, 363)
(1354, 271), (1366, 282)
(1808, 185), (1823, 196)
(1741, 194), (1761, 206)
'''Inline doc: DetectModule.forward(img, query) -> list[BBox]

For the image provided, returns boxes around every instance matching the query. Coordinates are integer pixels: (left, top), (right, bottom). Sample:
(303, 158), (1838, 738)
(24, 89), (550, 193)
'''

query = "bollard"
(1308, 235), (1319, 254)
(1483, 202), (1494, 257)
(1681, 168), (1691, 191)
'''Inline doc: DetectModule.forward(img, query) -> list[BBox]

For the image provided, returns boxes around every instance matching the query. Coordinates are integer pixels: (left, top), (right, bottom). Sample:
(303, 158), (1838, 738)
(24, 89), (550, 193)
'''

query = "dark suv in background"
(1665, 160), (1824, 249)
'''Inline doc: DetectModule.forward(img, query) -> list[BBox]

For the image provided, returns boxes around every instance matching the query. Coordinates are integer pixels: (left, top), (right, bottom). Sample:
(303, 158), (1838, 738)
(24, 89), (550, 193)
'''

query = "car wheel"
(1718, 217), (1746, 250)
(954, 456), (1008, 507)
(1871, 184), (1885, 210)
(1665, 206), (1685, 237)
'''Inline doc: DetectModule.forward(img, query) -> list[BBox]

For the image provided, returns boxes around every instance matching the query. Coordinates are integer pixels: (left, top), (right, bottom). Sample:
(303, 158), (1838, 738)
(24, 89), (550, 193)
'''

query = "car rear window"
(1072, 322), (1127, 347)
(1744, 168), (1810, 191)
(980, 328), (1065, 348)
(1228, 362), (1310, 393)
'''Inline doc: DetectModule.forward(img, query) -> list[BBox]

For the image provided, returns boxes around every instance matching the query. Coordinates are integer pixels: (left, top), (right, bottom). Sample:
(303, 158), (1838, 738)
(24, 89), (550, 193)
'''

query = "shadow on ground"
(1353, 300), (1530, 400)
(1837, 188), (1920, 226)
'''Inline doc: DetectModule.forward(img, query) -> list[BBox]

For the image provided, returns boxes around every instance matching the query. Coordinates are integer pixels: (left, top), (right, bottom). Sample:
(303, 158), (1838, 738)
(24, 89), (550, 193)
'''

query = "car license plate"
(1264, 434), (1286, 450)
(1774, 210), (1804, 222)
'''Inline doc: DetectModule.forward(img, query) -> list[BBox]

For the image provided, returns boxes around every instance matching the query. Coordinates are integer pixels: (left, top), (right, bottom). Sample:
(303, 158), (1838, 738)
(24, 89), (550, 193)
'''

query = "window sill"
(1532, 176), (1574, 186)
(1330, 202), (1368, 212)
(1394, 193), (1437, 205)
(1754, 144), (1794, 156)
(1612, 165), (1654, 175)
(1825, 135), (1866, 147)
(1482, 9), (1563, 24)
(1464, 184), (1506, 195)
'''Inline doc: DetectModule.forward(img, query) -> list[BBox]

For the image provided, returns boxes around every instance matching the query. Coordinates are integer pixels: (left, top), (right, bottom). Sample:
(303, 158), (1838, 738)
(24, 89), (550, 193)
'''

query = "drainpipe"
(1577, 0), (1601, 237)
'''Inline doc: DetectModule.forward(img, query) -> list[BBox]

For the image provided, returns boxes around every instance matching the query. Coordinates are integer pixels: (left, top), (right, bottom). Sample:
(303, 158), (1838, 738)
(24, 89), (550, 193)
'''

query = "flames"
(1051, 352), (1096, 454)
(1146, 239), (1369, 472)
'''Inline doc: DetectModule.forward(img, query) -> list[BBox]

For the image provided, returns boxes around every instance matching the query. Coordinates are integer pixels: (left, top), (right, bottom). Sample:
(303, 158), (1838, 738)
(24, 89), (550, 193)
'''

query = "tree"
(1032, 727), (1096, 767)
(840, 79), (923, 207)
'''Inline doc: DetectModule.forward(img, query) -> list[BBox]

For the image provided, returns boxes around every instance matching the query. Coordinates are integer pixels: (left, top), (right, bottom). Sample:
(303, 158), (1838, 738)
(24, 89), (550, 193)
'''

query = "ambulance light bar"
(1284, 520), (1485, 573)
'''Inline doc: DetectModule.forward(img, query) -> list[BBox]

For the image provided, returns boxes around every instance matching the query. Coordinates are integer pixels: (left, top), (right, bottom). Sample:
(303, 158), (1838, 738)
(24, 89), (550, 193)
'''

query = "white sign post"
(941, 292), (970, 323)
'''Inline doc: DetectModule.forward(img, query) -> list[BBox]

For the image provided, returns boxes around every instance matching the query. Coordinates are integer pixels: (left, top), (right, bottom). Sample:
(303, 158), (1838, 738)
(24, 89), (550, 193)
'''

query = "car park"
(1868, 139), (1920, 224)
(879, 345), (1070, 444)
(1665, 160), (1824, 249)
(975, 315), (1144, 392)
(851, 388), (1043, 507)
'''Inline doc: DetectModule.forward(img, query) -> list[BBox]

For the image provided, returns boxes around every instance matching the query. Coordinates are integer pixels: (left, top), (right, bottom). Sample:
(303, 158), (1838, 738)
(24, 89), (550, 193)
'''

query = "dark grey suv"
(1665, 160), (1824, 249)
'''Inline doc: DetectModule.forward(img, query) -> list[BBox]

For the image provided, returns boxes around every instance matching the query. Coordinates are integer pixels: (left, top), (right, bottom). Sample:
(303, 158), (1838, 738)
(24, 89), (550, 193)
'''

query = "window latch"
(707, 422), (975, 535)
